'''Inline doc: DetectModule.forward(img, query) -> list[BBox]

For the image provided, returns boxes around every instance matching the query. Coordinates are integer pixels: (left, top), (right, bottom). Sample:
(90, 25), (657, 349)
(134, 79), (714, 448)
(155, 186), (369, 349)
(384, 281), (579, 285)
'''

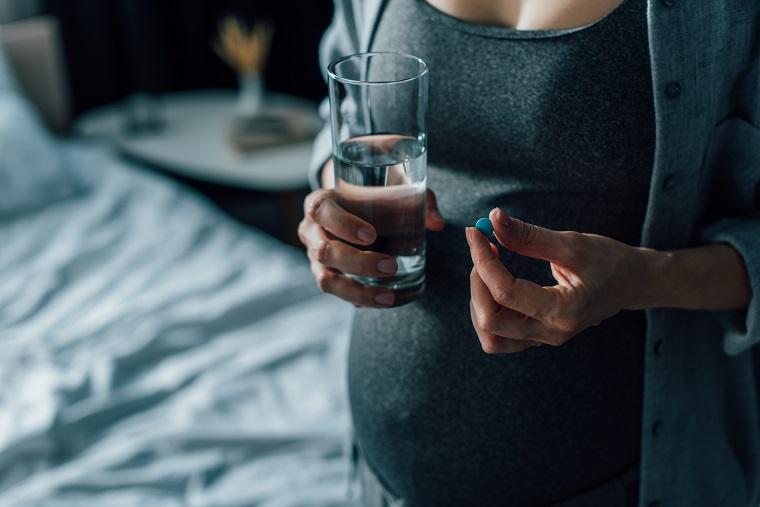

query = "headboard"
(0, 16), (71, 133)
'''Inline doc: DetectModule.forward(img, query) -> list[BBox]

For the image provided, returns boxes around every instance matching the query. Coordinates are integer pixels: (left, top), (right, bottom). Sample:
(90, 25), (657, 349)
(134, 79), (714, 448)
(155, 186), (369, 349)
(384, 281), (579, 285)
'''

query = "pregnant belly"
(347, 234), (645, 506)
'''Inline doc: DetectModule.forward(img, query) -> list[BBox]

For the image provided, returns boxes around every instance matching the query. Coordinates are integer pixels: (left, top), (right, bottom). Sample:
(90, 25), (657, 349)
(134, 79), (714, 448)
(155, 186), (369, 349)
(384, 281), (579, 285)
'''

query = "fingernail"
(374, 293), (394, 306)
(377, 259), (397, 274)
(357, 227), (375, 242)
(465, 227), (473, 246)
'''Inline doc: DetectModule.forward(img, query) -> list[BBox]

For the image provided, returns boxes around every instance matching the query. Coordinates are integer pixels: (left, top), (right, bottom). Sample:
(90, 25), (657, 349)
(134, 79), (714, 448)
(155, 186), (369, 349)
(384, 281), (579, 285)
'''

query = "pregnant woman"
(298, 0), (760, 505)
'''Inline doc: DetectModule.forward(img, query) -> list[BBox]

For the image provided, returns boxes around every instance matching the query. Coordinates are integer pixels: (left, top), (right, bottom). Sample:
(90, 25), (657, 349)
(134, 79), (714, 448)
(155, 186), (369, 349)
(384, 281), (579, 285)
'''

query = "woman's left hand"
(466, 207), (649, 354)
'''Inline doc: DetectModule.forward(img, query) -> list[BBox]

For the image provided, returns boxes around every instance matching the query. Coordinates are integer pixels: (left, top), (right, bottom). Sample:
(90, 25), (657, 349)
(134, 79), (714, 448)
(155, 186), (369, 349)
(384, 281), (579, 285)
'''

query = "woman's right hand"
(298, 187), (445, 308)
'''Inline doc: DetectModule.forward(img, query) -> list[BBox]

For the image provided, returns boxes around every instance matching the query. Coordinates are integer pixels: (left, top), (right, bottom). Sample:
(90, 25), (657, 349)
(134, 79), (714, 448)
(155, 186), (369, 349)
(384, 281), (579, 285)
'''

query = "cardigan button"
(653, 339), (664, 356)
(665, 81), (682, 99)
(652, 420), (662, 437)
(648, 502), (661, 507)
(663, 174), (676, 191)
(660, 0), (676, 7)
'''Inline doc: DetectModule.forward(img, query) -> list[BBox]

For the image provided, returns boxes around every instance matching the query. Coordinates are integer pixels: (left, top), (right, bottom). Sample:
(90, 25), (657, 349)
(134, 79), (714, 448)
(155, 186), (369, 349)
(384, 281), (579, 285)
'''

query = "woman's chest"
(425, 0), (625, 30)
(371, 0), (655, 198)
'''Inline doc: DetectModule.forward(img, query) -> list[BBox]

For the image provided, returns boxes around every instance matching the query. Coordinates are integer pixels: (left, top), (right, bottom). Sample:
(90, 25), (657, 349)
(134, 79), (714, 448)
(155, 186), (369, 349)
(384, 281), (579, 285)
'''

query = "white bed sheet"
(0, 142), (356, 506)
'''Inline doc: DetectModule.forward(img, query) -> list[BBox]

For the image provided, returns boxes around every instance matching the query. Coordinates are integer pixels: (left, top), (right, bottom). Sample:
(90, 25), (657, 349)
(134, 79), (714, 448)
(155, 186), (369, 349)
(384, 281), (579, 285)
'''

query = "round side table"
(76, 90), (324, 244)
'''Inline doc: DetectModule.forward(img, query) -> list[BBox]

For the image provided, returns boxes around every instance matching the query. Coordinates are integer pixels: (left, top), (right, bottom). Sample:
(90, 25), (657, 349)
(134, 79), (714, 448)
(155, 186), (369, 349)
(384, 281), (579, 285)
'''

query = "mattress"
(0, 142), (356, 506)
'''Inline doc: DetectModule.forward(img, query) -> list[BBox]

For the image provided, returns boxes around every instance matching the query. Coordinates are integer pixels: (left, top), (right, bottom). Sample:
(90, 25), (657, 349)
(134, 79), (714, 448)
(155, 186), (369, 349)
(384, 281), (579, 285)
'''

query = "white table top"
(75, 90), (323, 191)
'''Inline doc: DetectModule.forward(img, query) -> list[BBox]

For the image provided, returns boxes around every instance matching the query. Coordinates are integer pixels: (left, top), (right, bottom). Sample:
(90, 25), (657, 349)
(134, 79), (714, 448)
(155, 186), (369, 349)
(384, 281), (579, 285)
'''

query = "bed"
(0, 45), (356, 506)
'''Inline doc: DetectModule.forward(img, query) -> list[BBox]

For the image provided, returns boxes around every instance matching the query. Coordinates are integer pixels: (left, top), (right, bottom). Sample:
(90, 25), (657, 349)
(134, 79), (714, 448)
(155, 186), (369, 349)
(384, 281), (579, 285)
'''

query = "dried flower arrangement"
(212, 17), (318, 152)
(213, 17), (273, 75)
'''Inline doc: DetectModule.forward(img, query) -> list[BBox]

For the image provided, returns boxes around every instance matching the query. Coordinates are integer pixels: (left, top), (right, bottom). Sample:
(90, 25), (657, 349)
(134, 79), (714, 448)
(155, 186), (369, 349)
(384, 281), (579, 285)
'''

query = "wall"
(41, 0), (333, 118)
(0, 0), (43, 23)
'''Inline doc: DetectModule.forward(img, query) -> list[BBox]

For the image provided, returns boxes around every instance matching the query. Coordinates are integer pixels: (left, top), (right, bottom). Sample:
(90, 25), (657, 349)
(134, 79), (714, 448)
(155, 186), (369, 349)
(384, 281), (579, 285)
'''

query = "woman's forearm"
(631, 244), (752, 311)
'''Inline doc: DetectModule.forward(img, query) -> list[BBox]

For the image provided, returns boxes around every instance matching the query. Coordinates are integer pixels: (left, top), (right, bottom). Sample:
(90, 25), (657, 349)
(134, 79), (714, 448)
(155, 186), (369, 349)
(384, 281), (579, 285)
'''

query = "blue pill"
(475, 217), (493, 236)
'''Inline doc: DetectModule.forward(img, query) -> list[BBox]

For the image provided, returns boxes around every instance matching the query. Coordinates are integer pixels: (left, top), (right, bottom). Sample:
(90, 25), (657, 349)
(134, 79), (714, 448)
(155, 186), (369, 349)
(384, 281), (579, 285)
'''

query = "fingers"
(304, 189), (377, 245)
(425, 189), (445, 231)
(489, 208), (575, 265)
(466, 227), (558, 319)
(299, 196), (396, 307)
(469, 266), (500, 317)
(465, 216), (589, 351)
(469, 302), (541, 354)
(299, 220), (397, 277)
(310, 262), (395, 308)
(300, 188), (399, 308)
(489, 309), (548, 342)
(471, 268), (547, 343)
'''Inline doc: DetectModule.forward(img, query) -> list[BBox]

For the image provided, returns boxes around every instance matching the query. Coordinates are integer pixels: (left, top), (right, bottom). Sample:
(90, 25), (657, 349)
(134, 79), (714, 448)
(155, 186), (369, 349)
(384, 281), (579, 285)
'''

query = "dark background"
(11, 0), (337, 244)
(42, 0), (334, 118)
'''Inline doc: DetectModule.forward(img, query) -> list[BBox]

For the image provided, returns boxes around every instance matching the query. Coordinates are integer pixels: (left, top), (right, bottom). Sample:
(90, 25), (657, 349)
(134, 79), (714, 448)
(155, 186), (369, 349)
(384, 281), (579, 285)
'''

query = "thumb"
(489, 208), (573, 264)
(425, 189), (445, 231)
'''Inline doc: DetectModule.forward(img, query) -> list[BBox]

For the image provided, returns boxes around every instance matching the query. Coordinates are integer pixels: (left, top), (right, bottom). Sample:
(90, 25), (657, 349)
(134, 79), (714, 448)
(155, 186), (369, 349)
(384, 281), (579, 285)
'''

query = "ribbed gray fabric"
(347, 0), (654, 505)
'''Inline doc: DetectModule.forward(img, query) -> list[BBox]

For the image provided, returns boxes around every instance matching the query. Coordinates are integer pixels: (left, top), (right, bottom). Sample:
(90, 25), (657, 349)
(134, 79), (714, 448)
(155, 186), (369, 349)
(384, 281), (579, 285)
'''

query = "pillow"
(0, 35), (19, 90)
(0, 47), (84, 217)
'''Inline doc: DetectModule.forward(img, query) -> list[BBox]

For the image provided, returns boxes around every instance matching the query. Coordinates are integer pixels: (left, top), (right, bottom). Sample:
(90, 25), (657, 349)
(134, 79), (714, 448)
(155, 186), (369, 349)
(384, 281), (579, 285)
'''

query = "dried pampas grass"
(213, 17), (273, 75)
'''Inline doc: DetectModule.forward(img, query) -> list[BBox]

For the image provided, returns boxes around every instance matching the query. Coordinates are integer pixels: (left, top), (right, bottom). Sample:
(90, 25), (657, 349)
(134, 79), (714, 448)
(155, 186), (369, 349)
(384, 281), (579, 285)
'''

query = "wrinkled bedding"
(0, 142), (355, 506)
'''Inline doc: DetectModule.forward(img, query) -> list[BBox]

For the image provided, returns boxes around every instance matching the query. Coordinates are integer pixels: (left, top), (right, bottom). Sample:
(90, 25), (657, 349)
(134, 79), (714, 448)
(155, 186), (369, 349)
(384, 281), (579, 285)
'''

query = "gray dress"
(349, 0), (654, 504)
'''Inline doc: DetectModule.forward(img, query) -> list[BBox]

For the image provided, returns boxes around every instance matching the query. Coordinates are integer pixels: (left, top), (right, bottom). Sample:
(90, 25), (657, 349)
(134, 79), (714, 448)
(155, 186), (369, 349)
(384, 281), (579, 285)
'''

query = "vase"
(236, 72), (264, 118)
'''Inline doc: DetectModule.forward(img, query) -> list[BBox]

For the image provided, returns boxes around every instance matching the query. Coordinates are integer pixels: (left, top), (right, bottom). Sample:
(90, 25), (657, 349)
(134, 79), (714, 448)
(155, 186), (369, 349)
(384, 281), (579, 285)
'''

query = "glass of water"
(327, 52), (428, 305)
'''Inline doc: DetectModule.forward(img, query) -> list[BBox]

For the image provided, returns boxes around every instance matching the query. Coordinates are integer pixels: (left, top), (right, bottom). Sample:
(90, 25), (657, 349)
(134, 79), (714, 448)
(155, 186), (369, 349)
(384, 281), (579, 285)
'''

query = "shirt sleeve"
(697, 80), (760, 355)
(308, 0), (362, 191)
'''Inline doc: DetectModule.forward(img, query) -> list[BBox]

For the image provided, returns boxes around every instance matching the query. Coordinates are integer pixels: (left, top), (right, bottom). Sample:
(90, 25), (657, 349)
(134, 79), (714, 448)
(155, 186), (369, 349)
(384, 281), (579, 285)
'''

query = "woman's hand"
(466, 207), (649, 353)
(299, 187), (445, 308)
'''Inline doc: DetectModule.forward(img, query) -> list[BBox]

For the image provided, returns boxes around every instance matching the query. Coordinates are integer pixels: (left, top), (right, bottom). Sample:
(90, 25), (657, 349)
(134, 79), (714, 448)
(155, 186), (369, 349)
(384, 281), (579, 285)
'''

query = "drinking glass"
(327, 52), (428, 305)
